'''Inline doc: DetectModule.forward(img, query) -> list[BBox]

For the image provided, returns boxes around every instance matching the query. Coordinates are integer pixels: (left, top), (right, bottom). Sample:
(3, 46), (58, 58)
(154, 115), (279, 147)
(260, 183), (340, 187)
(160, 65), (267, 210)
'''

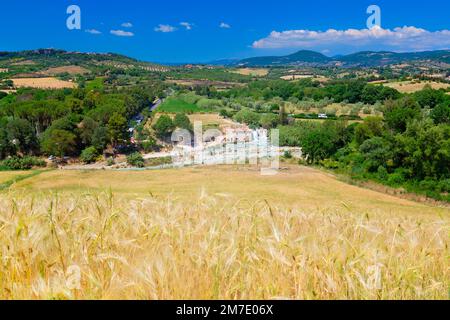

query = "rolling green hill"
(0, 48), (169, 77)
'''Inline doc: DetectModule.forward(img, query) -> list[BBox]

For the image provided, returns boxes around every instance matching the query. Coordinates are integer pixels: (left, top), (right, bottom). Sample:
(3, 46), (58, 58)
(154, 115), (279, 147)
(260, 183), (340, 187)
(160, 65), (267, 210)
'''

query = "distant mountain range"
(225, 50), (450, 67)
(2, 48), (450, 70)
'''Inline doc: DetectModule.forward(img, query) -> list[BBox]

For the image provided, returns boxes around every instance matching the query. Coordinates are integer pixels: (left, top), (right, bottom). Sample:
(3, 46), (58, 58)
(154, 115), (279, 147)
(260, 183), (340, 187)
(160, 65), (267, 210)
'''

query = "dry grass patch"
(187, 113), (241, 130)
(42, 66), (89, 76)
(11, 77), (76, 89)
(382, 81), (450, 93)
(280, 75), (329, 82)
(232, 68), (269, 77)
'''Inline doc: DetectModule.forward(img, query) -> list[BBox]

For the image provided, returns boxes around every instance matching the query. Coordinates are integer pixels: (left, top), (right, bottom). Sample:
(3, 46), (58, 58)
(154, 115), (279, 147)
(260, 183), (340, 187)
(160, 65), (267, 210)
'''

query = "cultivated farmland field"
(231, 68), (269, 77)
(0, 165), (448, 300)
(158, 97), (208, 113)
(381, 80), (450, 93)
(42, 65), (90, 76)
(0, 171), (31, 184)
(11, 77), (76, 89)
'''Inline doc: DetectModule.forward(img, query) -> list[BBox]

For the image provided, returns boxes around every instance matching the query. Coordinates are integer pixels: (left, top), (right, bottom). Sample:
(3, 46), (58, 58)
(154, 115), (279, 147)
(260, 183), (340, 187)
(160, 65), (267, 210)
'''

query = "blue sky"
(0, 0), (449, 63)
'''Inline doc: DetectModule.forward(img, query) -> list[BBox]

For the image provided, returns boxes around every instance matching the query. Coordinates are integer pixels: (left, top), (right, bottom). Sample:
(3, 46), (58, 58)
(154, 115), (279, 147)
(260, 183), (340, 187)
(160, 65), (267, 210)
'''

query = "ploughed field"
(0, 165), (448, 299)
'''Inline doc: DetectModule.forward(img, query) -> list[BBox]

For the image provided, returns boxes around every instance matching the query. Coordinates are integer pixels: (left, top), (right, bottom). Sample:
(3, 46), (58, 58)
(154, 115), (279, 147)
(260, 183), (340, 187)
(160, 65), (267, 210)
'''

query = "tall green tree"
(153, 115), (175, 139)
(431, 103), (450, 125)
(40, 129), (77, 157)
(108, 113), (128, 146)
(173, 113), (193, 131)
(91, 126), (110, 152)
(384, 97), (421, 133)
(6, 118), (38, 155)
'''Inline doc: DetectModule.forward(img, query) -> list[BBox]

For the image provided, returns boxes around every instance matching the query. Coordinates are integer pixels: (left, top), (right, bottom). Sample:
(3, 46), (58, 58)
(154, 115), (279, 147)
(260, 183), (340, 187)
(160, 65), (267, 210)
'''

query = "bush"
(127, 152), (145, 168)
(179, 92), (202, 105)
(388, 172), (405, 186)
(197, 98), (222, 109)
(80, 147), (99, 164)
(219, 109), (232, 118)
(321, 159), (340, 169)
(437, 179), (450, 193)
(419, 179), (439, 192)
(106, 157), (115, 167)
(141, 139), (159, 153)
(377, 166), (388, 181)
(283, 151), (293, 159)
(260, 113), (280, 129)
(233, 109), (261, 127)
(1, 156), (46, 170)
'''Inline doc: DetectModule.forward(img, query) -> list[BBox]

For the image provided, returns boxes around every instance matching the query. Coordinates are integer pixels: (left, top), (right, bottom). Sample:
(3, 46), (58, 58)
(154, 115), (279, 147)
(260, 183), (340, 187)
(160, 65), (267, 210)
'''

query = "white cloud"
(180, 22), (193, 30)
(154, 24), (177, 33)
(121, 22), (133, 28)
(110, 30), (134, 37)
(85, 29), (102, 35)
(220, 22), (231, 29)
(252, 26), (450, 52)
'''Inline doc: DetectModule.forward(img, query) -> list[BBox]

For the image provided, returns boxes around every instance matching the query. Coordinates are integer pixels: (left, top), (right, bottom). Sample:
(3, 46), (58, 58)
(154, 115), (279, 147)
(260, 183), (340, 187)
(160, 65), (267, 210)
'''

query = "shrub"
(179, 92), (202, 105)
(233, 109), (261, 127)
(377, 166), (388, 181)
(321, 159), (340, 169)
(388, 172), (405, 186)
(437, 179), (450, 193)
(106, 157), (115, 167)
(127, 152), (145, 168)
(219, 109), (230, 118)
(260, 113), (280, 129)
(419, 179), (439, 192)
(283, 151), (293, 159)
(1, 156), (46, 170)
(141, 139), (159, 153)
(80, 147), (99, 164)
(197, 98), (222, 109)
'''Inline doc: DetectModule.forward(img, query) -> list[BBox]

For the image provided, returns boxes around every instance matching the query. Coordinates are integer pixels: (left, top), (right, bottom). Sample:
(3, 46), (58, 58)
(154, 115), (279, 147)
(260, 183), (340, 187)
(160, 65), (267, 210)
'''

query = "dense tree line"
(0, 82), (164, 161)
(216, 79), (402, 104)
(276, 91), (450, 201)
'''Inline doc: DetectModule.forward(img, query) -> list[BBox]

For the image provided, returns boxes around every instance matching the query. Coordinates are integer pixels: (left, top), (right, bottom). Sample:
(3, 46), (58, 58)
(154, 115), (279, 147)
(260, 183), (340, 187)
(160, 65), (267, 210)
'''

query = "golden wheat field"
(382, 81), (450, 93)
(231, 68), (269, 77)
(10, 77), (76, 89)
(0, 165), (448, 300)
